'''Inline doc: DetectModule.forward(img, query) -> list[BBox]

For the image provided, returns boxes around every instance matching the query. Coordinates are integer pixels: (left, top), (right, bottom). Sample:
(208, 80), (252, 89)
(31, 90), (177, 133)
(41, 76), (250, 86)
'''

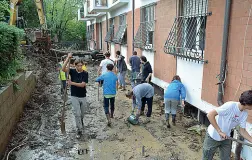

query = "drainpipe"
(217, 0), (231, 106)
(106, 12), (109, 51)
(132, 0), (135, 53)
(217, 1), (244, 159)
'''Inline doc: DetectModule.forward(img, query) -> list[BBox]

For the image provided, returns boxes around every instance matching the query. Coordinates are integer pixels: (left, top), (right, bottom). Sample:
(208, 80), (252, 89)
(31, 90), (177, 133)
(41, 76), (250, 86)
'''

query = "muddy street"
(5, 55), (205, 160)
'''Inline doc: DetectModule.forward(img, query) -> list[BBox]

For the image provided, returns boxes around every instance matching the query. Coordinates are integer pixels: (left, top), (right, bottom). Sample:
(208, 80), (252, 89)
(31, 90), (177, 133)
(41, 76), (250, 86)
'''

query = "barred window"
(105, 18), (115, 42)
(113, 14), (127, 44)
(164, 0), (210, 63)
(90, 24), (95, 40)
(86, 26), (91, 41)
(134, 4), (155, 51)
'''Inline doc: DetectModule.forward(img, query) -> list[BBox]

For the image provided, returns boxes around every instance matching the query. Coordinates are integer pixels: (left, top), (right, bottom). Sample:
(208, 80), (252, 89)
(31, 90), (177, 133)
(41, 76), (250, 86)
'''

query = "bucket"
(127, 114), (139, 125)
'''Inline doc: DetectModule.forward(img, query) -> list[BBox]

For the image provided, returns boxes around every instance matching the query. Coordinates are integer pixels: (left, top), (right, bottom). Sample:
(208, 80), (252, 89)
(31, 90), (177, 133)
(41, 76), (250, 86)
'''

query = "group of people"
(57, 51), (252, 160)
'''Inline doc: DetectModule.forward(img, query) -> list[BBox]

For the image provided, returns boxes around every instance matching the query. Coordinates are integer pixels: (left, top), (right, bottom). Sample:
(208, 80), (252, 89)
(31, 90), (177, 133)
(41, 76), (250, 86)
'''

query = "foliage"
(63, 20), (86, 41)
(18, 0), (40, 28)
(44, 0), (84, 41)
(0, 22), (24, 85)
(0, 0), (9, 21)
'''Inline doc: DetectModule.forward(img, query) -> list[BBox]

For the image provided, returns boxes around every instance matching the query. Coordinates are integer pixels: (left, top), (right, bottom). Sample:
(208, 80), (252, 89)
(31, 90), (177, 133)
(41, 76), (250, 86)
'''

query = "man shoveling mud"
(202, 90), (252, 160)
(126, 83), (154, 124)
(62, 53), (88, 138)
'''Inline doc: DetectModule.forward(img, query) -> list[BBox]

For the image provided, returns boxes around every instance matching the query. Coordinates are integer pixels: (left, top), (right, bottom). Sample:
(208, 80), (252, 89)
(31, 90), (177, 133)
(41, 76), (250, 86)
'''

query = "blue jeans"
(118, 71), (126, 87)
(130, 71), (140, 88)
(103, 97), (115, 115)
(140, 97), (153, 117)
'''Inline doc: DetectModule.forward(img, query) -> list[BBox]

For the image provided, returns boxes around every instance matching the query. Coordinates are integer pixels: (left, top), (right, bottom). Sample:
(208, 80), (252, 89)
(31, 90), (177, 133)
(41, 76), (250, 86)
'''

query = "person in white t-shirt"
(202, 90), (252, 160)
(97, 51), (115, 85)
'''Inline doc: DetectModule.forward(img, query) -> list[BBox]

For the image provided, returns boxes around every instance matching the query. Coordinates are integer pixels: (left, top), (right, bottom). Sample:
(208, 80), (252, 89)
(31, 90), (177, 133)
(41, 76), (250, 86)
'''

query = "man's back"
(130, 55), (140, 72)
(100, 59), (114, 74)
(101, 72), (118, 95)
(133, 83), (154, 99)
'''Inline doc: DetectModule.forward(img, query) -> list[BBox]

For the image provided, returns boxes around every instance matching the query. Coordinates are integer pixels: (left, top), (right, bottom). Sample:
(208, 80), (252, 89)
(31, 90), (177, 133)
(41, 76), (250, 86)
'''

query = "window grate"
(113, 25), (127, 44)
(164, 0), (210, 63)
(113, 14), (127, 44)
(86, 27), (92, 41)
(90, 24), (95, 40)
(134, 4), (155, 50)
(104, 26), (114, 42)
(134, 21), (154, 50)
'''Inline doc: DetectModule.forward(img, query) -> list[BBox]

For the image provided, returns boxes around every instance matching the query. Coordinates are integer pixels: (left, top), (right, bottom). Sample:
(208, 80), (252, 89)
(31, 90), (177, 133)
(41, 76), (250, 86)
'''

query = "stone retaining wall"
(0, 71), (36, 158)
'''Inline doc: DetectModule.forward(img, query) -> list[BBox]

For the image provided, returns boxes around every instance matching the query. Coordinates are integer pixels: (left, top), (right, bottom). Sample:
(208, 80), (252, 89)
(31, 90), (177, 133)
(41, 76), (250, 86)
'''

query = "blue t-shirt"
(129, 55), (141, 72)
(95, 71), (118, 95)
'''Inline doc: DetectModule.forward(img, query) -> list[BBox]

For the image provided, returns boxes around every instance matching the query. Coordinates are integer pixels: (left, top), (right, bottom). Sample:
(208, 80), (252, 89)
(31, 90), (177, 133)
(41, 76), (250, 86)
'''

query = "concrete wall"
(0, 72), (36, 158)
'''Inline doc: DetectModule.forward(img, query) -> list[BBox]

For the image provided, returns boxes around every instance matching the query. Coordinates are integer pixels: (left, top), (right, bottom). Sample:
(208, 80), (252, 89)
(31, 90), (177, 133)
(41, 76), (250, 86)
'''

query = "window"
(134, 4), (155, 51)
(105, 18), (114, 42)
(86, 25), (91, 41)
(90, 24), (95, 40)
(99, 22), (103, 50)
(113, 14), (127, 44)
(164, 0), (210, 63)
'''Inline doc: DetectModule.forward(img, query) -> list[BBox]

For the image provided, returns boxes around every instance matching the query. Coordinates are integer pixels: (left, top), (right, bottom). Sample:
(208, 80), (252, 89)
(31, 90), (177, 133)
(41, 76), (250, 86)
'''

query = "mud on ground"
(4, 54), (208, 160)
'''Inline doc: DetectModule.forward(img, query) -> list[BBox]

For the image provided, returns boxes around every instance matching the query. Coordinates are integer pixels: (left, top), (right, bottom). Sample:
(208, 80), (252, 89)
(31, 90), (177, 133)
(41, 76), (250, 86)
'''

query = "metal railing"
(104, 26), (114, 42)
(163, 0), (210, 63)
(133, 21), (154, 50)
(113, 24), (127, 44)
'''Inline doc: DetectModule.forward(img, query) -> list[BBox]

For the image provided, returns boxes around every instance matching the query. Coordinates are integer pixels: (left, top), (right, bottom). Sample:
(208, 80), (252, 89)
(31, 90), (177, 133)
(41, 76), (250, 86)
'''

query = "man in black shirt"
(140, 56), (152, 83)
(62, 53), (88, 138)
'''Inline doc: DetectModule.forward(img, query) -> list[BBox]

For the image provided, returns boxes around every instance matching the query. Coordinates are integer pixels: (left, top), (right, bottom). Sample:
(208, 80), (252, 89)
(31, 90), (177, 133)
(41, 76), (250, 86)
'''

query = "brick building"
(78, 0), (252, 158)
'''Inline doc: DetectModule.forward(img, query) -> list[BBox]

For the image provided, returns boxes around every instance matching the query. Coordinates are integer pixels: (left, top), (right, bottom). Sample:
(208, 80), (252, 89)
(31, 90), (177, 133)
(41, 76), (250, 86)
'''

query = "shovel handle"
(228, 137), (252, 147)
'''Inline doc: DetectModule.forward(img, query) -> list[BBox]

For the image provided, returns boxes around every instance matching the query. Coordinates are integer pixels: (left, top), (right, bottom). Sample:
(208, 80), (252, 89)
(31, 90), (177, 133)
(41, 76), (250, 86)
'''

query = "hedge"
(0, 22), (24, 85)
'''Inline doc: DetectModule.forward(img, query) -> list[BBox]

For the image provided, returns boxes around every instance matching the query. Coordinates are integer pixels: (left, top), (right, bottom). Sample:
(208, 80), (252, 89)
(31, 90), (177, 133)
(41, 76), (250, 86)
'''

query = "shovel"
(178, 104), (184, 121)
(60, 59), (71, 135)
(228, 137), (252, 147)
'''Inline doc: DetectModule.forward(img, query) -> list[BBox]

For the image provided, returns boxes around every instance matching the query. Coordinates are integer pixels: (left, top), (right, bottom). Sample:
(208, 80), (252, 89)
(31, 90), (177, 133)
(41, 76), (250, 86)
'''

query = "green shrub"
(0, 22), (24, 85)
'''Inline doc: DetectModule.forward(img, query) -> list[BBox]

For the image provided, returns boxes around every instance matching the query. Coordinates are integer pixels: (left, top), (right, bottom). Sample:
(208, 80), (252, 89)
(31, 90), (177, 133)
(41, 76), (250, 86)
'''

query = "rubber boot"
(106, 114), (111, 127)
(110, 110), (114, 118)
(172, 114), (176, 126)
(166, 120), (171, 128)
(76, 129), (82, 139)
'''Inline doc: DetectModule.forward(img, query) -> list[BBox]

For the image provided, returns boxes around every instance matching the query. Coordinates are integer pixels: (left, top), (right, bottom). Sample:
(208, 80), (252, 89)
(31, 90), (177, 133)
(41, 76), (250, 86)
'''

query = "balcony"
(78, 8), (92, 21)
(89, 0), (129, 12)
(109, 0), (129, 11)
(78, 1), (106, 21)
(90, 0), (109, 12)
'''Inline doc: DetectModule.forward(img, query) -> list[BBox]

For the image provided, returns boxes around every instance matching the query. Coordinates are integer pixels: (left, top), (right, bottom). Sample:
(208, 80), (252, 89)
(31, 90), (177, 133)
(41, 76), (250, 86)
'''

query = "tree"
(44, 0), (83, 42)
(18, 0), (40, 28)
(62, 19), (86, 41)
(0, 0), (9, 22)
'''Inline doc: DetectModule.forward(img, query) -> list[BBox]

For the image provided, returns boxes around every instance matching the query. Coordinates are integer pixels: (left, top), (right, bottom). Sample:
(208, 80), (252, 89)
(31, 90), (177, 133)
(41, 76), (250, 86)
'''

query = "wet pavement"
(5, 55), (205, 160)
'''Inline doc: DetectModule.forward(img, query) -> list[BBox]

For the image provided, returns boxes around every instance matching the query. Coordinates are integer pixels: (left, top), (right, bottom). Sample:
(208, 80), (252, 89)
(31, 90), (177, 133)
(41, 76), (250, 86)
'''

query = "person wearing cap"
(125, 83), (154, 123)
